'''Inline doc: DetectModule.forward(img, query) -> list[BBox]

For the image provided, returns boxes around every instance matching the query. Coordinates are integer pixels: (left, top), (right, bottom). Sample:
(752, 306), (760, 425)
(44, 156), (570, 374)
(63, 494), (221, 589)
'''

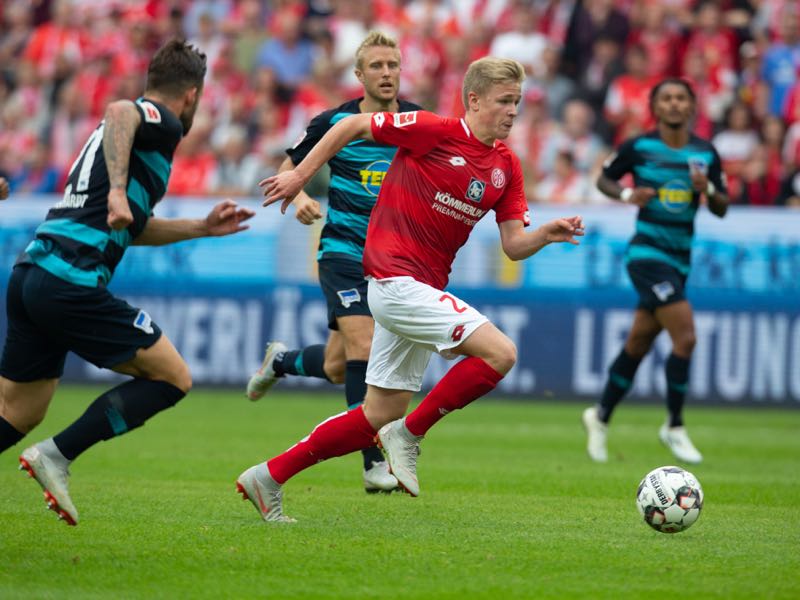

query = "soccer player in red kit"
(237, 57), (584, 522)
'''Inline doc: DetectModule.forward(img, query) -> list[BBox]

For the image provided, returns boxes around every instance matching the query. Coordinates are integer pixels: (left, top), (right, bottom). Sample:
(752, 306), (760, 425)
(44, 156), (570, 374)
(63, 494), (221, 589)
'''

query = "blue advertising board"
(1, 196), (798, 405)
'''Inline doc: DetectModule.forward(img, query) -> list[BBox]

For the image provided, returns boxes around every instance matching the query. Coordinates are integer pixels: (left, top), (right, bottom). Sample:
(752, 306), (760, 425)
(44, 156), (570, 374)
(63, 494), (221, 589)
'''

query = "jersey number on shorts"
(439, 294), (467, 314)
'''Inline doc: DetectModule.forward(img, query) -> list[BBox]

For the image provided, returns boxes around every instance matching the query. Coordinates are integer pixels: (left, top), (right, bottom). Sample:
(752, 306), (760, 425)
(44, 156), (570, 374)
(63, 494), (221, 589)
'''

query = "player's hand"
(545, 215), (585, 245)
(690, 172), (708, 193)
(292, 194), (322, 225)
(205, 199), (256, 236)
(0, 177), (9, 200)
(259, 170), (306, 214)
(630, 187), (656, 207)
(107, 188), (134, 230)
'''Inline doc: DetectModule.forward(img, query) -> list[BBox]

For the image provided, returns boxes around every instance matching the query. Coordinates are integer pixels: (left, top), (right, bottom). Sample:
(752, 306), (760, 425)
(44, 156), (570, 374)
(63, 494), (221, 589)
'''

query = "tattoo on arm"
(103, 101), (141, 190)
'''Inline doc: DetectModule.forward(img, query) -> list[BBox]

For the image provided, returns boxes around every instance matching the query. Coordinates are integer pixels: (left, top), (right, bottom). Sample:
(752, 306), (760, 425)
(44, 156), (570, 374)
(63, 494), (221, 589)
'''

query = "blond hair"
(461, 57), (525, 108)
(355, 31), (400, 70)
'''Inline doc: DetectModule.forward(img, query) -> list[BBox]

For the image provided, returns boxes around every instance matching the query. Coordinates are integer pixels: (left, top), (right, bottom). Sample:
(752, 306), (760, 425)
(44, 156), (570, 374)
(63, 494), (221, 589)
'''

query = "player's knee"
(165, 360), (192, 394)
(324, 358), (345, 384)
(673, 330), (696, 356)
(485, 337), (517, 375)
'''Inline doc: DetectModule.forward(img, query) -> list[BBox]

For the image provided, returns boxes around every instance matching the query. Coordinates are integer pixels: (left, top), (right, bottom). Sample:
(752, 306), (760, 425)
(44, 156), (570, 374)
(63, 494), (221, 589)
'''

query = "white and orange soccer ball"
(636, 466), (704, 533)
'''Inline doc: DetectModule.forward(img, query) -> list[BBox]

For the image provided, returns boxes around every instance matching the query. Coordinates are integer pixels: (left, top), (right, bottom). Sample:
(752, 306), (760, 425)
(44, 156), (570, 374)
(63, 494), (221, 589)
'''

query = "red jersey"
(364, 110), (530, 290)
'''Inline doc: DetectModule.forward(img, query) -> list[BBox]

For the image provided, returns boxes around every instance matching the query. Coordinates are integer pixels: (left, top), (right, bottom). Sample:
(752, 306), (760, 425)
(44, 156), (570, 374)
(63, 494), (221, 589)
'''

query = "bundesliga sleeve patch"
(138, 101), (162, 124)
(393, 112), (417, 128)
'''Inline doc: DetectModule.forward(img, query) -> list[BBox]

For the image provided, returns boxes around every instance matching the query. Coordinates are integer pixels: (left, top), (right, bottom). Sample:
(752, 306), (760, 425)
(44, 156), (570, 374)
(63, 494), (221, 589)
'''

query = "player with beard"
(0, 40), (255, 525)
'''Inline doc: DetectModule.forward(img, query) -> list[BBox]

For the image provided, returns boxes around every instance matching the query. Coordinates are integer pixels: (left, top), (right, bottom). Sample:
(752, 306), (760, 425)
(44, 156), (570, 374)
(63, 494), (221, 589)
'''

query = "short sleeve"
(370, 110), (445, 156)
(494, 153), (530, 226)
(707, 145), (728, 195)
(601, 137), (637, 181)
(286, 109), (335, 165)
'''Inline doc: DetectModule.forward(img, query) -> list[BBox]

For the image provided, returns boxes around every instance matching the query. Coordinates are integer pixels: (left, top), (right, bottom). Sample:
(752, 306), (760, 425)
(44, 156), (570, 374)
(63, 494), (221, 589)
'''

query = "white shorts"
(365, 277), (488, 392)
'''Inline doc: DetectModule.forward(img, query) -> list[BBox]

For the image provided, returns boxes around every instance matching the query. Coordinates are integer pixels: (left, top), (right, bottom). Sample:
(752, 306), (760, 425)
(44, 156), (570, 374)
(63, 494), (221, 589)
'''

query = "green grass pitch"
(1, 385), (798, 599)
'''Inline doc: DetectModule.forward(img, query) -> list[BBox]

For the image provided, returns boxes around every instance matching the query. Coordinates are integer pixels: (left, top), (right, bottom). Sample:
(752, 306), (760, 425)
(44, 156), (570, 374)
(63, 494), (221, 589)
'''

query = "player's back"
(21, 98), (183, 288)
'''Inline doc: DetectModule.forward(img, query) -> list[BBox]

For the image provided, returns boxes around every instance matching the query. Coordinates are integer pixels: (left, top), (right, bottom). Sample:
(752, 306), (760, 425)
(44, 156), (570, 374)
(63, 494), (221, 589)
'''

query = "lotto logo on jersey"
(465, 178), (486, 203)
(138, 100), (162, 124)
(393, 112), (417, 128)
(658, 179), (692, 213)
(359, 160), (391, 196)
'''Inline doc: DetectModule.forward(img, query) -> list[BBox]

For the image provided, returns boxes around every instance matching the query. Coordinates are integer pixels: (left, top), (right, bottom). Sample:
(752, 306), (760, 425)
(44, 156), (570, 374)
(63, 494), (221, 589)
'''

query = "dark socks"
(665, 353), (690, 427)
(53, 379), (185, 461)
(0, 415), (25, 453)
(345, 360), (382, 469)
(598, 350), (642, 423)
(274, 345), (329, 380)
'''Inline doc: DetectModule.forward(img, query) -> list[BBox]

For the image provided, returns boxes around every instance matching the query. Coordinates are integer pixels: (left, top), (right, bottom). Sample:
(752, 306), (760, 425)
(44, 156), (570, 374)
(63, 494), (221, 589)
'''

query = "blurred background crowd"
(1, 0), (799, 206)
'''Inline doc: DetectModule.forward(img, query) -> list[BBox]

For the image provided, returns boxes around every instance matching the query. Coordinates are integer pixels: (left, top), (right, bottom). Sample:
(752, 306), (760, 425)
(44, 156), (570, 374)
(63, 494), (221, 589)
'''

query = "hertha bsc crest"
(466, 177), (485, 202)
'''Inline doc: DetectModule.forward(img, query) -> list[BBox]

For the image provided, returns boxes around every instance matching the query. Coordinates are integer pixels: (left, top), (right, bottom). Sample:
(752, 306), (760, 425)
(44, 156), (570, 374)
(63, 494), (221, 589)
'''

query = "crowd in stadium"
(0, 0), (799, 205)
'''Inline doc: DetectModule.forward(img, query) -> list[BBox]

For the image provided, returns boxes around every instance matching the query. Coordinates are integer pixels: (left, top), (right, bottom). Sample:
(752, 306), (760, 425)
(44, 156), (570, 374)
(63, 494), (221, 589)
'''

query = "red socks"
(266, 358), (504, 483)
(405, 357), (503, 437)
(267, 406), (377, 484)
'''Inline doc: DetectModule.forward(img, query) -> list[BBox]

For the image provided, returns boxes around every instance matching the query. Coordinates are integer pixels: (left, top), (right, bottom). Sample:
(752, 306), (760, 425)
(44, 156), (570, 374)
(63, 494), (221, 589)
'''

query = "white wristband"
(620, 188), (634, 203)
(706, 181), (716, 197)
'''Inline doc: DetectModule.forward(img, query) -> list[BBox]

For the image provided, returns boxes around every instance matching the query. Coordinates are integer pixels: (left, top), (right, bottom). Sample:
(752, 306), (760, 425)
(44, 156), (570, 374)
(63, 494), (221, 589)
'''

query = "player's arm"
(103, 100), (142, 231)
(278, 156), (322, 223)
(597, 141), (655, 207)
(597, 174), (655, 207)
(695, 148), (729, 218)
(0, 176), (9, 200)
(133, 199), (255, 246)
(498, 217), (585, 261)
(260, 113), (374, 212)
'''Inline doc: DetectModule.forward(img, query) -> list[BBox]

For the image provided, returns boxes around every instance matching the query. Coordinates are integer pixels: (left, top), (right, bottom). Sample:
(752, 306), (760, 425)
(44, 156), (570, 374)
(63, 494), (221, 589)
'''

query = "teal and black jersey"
(20, 97), (183, 287)
(287, 97), (422, 263)
(603, 131), (727, 275)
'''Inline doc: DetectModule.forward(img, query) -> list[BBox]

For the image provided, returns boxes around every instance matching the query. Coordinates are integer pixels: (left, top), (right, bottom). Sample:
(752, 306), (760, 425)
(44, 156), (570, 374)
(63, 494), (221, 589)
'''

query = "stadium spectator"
(8, 141), (59, 194)
(237, 56), (584, 522)
(255, 9), (316, 100)
(712, 101), (761, 201)
(527, 44), (576, 121)
(532, 149), (595, 205)
(582, 79), (729, 465)
(22, 0), (87, 81)
(577, 34), (624, 126)
(208, 124), (263, 196)
(538, 98), (606, 178)
(0, 40), (254, 528)
(488, 2), (548, 79)
(561, 0), (629, 79)
(603, 43), (658, 146)
(627, 2), (681, 80)
(761, 5), (800, 117)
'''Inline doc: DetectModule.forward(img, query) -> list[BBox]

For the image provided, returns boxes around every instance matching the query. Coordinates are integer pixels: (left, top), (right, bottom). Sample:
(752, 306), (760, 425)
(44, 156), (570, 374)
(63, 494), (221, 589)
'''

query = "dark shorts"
(318, 257), (371, 330)
(627, 259), (688, 311)
(0, 264), (162, 382)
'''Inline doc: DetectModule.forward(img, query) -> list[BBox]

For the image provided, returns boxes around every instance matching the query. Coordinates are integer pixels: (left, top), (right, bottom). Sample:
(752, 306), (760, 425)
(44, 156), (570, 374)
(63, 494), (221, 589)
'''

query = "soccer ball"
(636, 466), (703, 533)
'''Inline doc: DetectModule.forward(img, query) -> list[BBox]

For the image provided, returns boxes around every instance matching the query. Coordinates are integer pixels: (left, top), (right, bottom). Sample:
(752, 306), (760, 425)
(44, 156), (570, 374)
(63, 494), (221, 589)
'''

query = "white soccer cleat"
(246, 341), (287, 401)
(363, 460), (400, 494)
(236, 462), (296, 523)
(19, 445), (79, 526)
(659, 424), (703, 464)
(582, 406), (609, 463)
(377, 419), (421, 497)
